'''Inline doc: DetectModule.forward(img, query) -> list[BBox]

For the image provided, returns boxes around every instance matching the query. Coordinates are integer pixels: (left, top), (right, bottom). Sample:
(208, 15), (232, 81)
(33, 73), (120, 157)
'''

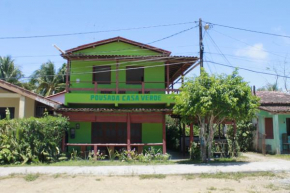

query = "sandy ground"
(0, 173), (290, 193)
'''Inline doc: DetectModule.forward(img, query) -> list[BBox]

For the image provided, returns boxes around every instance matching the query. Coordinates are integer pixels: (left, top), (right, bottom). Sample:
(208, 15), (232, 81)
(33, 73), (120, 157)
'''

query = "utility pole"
(199, 18), (204, 72)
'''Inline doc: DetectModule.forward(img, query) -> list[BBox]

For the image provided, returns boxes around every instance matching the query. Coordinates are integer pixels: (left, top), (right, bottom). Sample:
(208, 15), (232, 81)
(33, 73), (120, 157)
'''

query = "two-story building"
(57, 37), (199, 155)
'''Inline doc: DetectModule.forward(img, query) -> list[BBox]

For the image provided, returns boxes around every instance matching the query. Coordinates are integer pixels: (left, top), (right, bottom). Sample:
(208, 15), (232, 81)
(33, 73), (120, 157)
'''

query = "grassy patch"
(267, 154), (290, 160)
(52, 173), (61, 179)
(24, 173), (40, 182)
(1, 160), (173, 167)
(0, 173), (16, 181)
(207, 186), (217, 191)
(183, 174), (196, 180)
(139, 174), (166, 180)
(198, 171), (276, 181)
(264, 183), (279, 191)
(95, 178), (101, 181)
(220, 187), (234, 192)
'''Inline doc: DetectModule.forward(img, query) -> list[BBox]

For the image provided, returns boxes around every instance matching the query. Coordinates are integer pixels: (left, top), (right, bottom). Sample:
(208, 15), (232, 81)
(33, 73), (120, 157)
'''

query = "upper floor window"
(93, 65), (111, 84)
(126, 66), (144, 84)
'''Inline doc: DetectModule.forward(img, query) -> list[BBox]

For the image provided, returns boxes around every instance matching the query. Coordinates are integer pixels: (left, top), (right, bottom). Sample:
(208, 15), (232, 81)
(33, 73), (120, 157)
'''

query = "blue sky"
(0, 0), (289, 89)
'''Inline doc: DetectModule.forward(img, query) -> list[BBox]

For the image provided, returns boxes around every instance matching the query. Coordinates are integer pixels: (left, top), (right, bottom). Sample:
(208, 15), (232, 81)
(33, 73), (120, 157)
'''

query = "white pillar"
(19, 96), (26, 118)
(273, 114), (281, 154)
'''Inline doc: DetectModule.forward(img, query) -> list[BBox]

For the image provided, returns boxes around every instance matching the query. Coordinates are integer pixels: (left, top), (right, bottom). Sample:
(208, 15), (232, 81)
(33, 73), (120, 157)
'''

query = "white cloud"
(235, 43), (268, 60)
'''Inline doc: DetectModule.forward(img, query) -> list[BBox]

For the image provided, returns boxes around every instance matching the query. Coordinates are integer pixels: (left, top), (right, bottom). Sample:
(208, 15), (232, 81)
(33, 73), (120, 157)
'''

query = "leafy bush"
(115, 147), (170, 163)
(236, 121), (256, 152)
(189, 142), (200, 160)
(0, 115), (69, 164)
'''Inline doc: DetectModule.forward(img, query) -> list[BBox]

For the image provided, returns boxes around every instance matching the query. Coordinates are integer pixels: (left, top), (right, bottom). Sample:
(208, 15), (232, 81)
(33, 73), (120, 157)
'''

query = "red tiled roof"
(65, 36), (171, 55)
(256, 91), (290, 113)
(256, 91), (290, 104)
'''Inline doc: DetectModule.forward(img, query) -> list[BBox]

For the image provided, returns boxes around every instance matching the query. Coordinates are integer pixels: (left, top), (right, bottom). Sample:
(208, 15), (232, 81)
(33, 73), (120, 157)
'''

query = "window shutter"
(265, 118), (274, 139)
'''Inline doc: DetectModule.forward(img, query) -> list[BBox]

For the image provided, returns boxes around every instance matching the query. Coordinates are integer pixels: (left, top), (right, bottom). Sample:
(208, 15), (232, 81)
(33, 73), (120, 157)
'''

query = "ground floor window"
(91, 122), (142, 143)
(0, 107), (15, 120)
(265, 118), (274, 139)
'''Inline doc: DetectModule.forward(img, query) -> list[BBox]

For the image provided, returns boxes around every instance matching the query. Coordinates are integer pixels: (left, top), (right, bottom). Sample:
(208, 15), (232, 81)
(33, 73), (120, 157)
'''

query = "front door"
(91, 122), (142, 144)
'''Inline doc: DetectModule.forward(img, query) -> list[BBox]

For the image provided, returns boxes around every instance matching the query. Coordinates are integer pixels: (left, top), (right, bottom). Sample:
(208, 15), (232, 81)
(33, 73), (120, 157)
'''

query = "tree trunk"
(200, 118), (207, 162)
(207, 116), (215, 161)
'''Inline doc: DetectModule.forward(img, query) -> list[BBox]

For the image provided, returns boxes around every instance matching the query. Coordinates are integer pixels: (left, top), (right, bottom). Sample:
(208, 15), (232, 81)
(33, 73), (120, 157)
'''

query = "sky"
(0, 0), (289, 89)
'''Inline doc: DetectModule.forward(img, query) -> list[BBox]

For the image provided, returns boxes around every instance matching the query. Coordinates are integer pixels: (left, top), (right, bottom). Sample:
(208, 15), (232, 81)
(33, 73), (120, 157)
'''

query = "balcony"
(65, 80), (177, 106)
(66, 80), (180, 94)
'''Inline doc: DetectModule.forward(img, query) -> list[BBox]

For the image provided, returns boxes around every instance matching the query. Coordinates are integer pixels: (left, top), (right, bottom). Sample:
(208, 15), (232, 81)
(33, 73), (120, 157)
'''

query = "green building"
(256, 91), (290, 154)
(57, 37), (199, 154)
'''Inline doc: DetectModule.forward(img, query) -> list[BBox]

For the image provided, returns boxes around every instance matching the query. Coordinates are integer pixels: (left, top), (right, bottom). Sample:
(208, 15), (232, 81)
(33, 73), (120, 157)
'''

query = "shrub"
(189, 142), (200, 160)
(0, 115), (69, 164)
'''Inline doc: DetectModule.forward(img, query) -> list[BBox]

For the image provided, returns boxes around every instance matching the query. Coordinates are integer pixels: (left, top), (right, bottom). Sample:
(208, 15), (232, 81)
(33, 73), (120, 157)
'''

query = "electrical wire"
(211, 29), (286, 58)
(148, 25), (198, 44)
(0, 21), (198, 40)
(206, 60), (290, 79)
(206, 21), (290, 39)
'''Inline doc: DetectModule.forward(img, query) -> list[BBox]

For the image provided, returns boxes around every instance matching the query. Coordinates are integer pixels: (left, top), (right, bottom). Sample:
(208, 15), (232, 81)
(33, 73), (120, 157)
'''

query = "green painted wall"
(142, 123), (162, 151)
(69, 41), (166, 95)
(68, 122), (91, 151)
(73, 41), (160, 56)
(257, 110), (290, 154)
(70, 60), (165, 94)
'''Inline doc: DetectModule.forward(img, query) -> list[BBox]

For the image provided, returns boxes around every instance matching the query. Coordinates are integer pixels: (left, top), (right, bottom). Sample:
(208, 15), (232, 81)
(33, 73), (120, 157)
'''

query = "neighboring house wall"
(0, 88), (35, 118)
(257, 110), (290, 154)
(47, 93), (65, 104)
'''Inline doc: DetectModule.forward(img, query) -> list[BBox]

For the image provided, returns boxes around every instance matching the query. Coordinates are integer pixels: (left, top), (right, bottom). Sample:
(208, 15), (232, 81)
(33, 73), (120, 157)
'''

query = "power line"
(0, 21), (198, 40)
(206, 21), (290, 39)
(211, 29), (286, 58)
(205, 31), (233, 67)
(148, 25), (198, 44)
(206, 60), (290, 79)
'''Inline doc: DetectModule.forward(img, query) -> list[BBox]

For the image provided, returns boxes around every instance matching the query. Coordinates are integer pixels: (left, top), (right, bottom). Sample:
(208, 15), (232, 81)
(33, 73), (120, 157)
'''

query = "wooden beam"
(66, 59), (70, 92)
(162, 113), (166, 154)
(182, 123), (186, 156)
(116, 59), (119, 94)
(166, 63), (170, 94)
(127, 113), (131, 151)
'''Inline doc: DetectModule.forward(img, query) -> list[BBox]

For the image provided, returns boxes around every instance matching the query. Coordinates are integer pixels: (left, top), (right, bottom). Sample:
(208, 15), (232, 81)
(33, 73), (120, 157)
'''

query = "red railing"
(67, 81), (180, 94)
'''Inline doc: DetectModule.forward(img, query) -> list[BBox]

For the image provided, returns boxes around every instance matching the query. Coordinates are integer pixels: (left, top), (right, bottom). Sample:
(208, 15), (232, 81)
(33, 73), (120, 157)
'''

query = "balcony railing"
(67, 81), (180, 94)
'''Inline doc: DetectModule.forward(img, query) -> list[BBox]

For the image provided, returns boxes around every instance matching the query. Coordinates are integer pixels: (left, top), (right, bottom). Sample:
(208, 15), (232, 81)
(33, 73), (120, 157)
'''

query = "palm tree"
(257, 83), (281, 91)
(0, 56), (23, 84)
(30, 61), (66, 96)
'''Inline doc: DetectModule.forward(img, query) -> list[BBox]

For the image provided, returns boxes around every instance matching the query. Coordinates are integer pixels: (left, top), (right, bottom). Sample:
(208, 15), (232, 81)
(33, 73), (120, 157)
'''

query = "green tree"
(0, 56), (23, 84)
(173, 69), (259, 162)
(30, 61), (66, 96)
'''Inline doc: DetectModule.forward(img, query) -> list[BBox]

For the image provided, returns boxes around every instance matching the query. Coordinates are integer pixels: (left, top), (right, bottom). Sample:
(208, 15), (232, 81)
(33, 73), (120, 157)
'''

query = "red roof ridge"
(65, 36), (171, 55)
